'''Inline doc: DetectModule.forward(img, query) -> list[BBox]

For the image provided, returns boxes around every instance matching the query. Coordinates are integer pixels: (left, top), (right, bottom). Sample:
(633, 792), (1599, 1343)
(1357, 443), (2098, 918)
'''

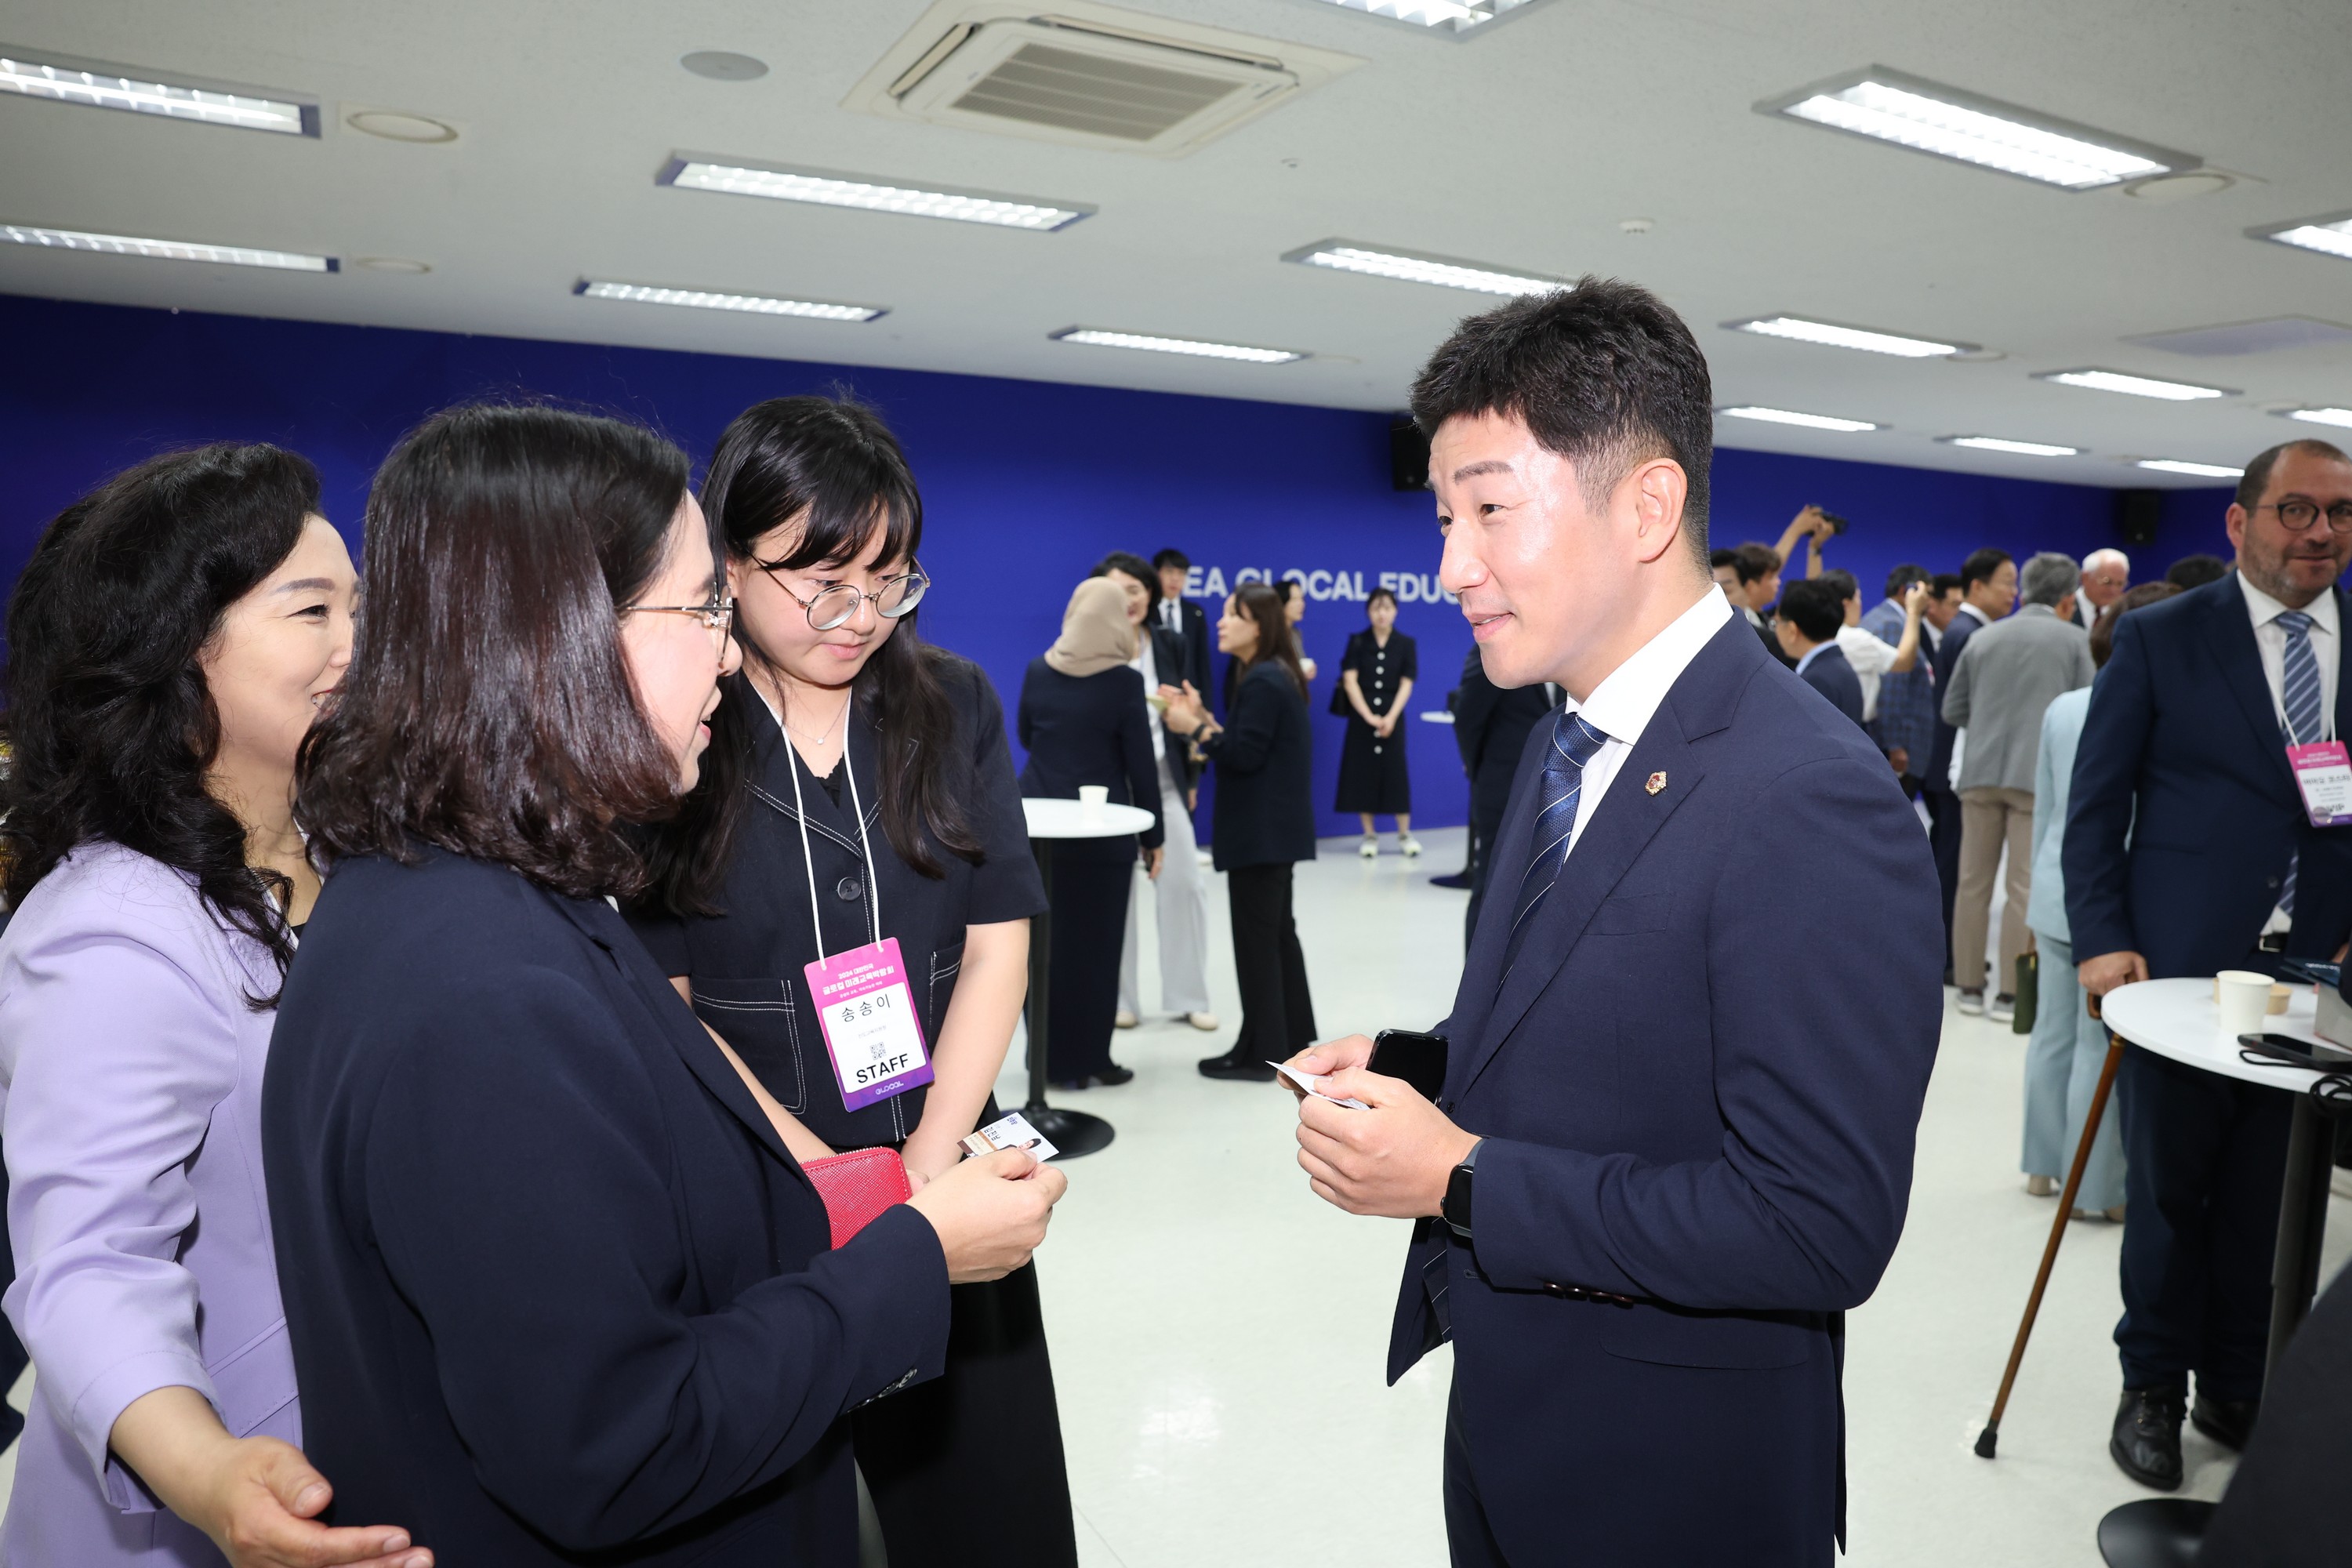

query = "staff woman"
(1017, 576), (1162, 1088)
(265, 403), (1062, 1566)
(1334, 586), (1421, 859)
(1160, 584), (1318, 1083)
(0, 448), (424, 1567)
(628, 396), (1080, 1567)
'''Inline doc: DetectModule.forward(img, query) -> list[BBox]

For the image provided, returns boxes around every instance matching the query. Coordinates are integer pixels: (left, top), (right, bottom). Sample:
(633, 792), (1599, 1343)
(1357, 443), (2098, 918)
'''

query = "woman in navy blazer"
(1018, 577), (1163, 1087)
(1160, 583), (1318, 1081)
(263, 405), (1064, 1566)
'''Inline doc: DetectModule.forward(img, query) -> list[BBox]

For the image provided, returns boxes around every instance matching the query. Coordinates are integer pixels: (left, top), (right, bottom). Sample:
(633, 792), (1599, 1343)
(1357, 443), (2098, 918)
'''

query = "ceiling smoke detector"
(844, 2), (1363, 158)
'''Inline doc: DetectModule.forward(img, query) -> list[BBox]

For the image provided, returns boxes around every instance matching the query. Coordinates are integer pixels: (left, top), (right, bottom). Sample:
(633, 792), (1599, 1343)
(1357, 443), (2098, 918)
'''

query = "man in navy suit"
(1284, 280), (1943, 1566)
(2065, 437), (2352, 1490)
(1152, 549), (1214, 698)
(1922, 549), (2015, 975)
(1776, 577), (1868, 730)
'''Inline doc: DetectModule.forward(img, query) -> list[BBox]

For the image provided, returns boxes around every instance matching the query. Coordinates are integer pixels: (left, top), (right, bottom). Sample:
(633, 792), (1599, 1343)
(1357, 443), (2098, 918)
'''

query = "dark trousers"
(1227, 862), (1316, 1058)
(854, 1262), (1076, 1568)
(0, 1145), (22, 1450)
(1924, 788), (1962, 970)
(2201, 1260), (2352, 1567)
(2114, 1043), (2292, 1399)
(1044, 851), (1132, 1082)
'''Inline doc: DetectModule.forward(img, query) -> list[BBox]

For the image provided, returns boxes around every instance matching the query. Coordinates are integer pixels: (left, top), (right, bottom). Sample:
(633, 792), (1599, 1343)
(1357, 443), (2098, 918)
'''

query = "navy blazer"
(1200, 661), (1316, 870)
(1017, 658), (1163, 861)
(1798, 642), (1867, 731)
(1452, 655), (1555, 825)
(2063, 575), (2352, 976)
(1145, 623), (1200, 789)
(1157, 596), (1213, 699)
(1389, 616), (1941, 1564)
(264, 850), (952, 1566)
(1923, 605), (1985, 793)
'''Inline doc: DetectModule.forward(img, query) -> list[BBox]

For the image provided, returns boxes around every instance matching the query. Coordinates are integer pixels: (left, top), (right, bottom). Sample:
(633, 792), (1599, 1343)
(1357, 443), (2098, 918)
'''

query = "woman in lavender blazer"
(0, 448), (423, 1568)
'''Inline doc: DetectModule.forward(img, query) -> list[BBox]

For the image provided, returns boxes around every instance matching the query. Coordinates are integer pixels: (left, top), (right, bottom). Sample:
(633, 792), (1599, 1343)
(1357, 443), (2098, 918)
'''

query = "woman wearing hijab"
(1016, 578), (1163, 1088)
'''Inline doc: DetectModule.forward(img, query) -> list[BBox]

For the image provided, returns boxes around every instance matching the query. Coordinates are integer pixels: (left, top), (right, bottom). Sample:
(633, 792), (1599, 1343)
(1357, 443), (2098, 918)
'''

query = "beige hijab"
(1044, 576), (1138, 677)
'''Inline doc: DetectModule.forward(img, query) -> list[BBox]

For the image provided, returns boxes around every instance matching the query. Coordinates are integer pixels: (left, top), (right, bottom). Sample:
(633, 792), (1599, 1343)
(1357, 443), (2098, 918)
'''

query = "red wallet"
(800, 1147), (913, 1249)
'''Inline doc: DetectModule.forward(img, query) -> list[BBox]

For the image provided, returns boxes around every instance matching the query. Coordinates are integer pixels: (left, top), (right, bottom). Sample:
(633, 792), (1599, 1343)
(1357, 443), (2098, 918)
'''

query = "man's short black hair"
(1777, 578), (1845, 643)
(1885, 563), (1929, 599)
(1960, 548), (2013, 593)
(1091, 550), (1160, 605)
(1709, 547), (1737, 571)
(1410, 276), (1713, 566)
(1930, 572), (1963, 598)
(2165, 553), (2230, 589)
(1152, 547), (1189, 572)
(2234, 437), (2350, 510)
(1820, 568), (1859, 605)
(1730, 543), (1780, 586)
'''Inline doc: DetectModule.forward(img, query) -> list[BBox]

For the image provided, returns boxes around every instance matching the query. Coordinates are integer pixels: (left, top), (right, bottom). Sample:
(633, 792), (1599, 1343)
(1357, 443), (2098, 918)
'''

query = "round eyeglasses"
(760, 563), (929, 631)
(2255, 499), (2352, 536)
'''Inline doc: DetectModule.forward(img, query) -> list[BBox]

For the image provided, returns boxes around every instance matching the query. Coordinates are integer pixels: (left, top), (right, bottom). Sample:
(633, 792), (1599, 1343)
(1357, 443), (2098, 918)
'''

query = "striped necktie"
(1503, 710), (1611, 974)
(2278, 611), (2323, 916)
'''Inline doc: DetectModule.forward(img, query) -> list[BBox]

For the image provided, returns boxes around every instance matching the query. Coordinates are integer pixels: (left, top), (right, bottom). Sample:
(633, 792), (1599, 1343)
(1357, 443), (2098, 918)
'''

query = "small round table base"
(1022, 1103), (1115, 1159)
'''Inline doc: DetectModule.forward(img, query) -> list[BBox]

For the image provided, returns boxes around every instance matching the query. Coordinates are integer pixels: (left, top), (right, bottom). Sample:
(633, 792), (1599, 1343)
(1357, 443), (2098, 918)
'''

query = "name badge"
(804, 937), (933, 1111)
(2288, 741), (2352, 827)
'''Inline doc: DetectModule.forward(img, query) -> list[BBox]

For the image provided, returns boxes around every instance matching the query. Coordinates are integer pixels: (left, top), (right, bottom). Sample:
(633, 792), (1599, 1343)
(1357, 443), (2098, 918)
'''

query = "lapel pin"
(1645, 771), (1668, 795)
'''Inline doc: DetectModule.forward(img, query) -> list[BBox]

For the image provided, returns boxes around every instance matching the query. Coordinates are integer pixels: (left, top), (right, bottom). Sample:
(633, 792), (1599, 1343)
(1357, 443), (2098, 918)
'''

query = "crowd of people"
(0, 274), (2344, 1568)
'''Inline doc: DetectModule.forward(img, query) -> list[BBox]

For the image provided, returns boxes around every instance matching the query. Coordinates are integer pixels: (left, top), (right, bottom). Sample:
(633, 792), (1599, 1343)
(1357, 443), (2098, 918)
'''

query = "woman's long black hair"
(1, 445), (321, 1000)
(637, 394), (982, 914)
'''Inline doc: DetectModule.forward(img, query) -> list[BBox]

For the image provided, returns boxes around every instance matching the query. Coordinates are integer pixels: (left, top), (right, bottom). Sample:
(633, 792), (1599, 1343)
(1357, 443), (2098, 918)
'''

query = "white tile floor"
(5, 825), (2343, 1566)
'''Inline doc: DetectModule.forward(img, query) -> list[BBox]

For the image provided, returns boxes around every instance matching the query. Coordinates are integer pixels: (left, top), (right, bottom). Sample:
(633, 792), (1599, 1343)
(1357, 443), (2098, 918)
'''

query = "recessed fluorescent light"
(1727, 314), (1968, 358)
(2250, 212), (2352, 263)
(0, 50), (314, 135)
(575, 279), (884, 321)
(1717, 405), (1879, 433)
(1758, 67), (2194, 190)
(2137, 459), (2244, 478)
(1282, 238), (1566, 296)
(1050, 328), (1304, 365)
(0, 223), (333, 271)
(2282, 407), (2352, 430)
(2039, 368), (2232, 401)
(1944, 435), (2079, 457)
(1304, 0), (1551, 34)
(659, 156), (1089, 231)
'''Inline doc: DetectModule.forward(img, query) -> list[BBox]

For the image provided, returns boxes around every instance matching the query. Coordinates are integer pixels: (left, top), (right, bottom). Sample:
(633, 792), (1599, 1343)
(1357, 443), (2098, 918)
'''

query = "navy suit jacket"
(1924, 606), (1985, 793)
(1799, 642), (1867, 731)
(1388, 616), (1941, 1564)
(2063, 575), (2352, 976)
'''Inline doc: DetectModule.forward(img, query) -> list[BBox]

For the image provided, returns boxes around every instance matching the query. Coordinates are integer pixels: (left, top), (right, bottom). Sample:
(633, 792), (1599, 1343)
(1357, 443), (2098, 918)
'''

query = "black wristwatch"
(1441, 1139), (1483, 1238)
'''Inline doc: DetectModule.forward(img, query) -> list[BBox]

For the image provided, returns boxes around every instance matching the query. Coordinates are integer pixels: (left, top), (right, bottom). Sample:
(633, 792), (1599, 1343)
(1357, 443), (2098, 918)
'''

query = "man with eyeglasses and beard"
(2067, 437), (2352, 1491)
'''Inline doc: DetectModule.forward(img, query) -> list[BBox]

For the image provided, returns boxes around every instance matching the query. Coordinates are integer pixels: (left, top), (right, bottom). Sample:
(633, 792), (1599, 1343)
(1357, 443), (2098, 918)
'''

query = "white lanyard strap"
(764, 689), (884, 963)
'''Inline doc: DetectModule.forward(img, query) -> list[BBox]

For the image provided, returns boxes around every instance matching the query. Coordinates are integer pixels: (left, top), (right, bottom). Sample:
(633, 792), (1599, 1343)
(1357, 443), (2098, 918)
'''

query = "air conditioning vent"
(845, 2), (1364, 158)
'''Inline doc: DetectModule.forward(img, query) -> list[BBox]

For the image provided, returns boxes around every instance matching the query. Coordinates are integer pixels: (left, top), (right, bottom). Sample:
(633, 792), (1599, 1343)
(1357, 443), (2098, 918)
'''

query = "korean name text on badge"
(804, 937), (933, 1112)
(2288, 741), (2352, 828)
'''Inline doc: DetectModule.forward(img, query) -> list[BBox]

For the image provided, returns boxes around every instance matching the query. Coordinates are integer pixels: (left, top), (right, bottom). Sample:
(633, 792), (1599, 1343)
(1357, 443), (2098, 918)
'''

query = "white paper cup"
(2216, 970), (2273, 1037)
(1077, 784), (1109, 816)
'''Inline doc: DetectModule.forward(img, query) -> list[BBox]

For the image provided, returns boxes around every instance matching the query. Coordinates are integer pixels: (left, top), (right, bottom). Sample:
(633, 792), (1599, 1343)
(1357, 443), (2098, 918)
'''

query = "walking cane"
(1975, 999), (2126, 1459)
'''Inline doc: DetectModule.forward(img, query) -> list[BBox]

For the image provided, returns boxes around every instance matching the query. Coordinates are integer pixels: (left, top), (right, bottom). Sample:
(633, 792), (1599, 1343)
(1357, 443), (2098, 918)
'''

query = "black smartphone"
(1370, 1029), (1449, 1101)
(1817, 509), (1851, 535)
(2238, 1033), (2352, 1069)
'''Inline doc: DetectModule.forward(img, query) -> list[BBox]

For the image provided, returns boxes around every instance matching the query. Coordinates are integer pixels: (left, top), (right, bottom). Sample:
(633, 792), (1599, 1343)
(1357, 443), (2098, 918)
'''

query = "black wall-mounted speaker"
(1389, 418), (1431, 492)
(2114, 488), (2162, 547)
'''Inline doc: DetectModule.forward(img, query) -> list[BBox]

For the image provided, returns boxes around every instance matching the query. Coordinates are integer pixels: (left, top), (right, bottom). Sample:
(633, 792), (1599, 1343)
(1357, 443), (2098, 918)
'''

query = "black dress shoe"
(1094, 1062), (1135, 1087)
(2190, 1392), (2259, 1451)
(1198, 1051), (1276, 1082)
(1429, 870), (1473, 889)
(2111, 1387), (2186, 1490)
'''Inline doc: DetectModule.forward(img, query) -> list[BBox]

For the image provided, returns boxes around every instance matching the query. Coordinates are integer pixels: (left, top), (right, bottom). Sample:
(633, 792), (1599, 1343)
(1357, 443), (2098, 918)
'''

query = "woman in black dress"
(1016, 576), (1163, 1087)
(1160, 583), (1317, 1083)
(626, 396), (1080, 1568)
(1334, 586), (1421, 859)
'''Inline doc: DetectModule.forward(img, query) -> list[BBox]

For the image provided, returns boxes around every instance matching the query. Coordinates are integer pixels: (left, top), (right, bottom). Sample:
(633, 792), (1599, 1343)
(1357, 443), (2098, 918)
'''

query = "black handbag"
(2013, 952), (2038, 1035)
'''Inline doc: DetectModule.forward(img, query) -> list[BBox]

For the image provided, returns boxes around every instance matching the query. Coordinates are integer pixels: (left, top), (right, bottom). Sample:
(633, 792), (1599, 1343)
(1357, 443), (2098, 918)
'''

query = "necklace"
(764, 681), (851, 758)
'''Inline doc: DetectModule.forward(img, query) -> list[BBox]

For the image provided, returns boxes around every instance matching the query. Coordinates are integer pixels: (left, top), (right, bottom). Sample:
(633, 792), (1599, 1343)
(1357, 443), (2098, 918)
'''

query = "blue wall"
(0, 294), (2235, 839)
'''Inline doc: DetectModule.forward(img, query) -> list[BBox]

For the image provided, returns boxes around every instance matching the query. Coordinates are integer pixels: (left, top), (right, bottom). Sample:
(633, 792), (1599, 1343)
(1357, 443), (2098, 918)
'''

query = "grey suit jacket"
(1940, 604), (2094, 793)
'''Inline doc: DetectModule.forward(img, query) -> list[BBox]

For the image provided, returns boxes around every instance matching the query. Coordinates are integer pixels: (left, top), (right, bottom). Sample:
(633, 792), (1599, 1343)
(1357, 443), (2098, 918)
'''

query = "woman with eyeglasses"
(263, 403), (1064, 1566)
(628, 396), (1079, 1568)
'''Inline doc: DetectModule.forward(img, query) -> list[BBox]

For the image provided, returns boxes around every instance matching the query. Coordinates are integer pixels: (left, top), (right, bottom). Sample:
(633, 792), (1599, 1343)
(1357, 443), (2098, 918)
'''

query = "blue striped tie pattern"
(2278, 610), (2323, 916)
(1503, 710), (1612, 974)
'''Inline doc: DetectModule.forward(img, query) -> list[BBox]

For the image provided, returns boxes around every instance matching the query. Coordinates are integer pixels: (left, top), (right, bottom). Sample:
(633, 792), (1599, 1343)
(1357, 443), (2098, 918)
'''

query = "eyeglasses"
(2255, 499), (2352, 535)
(758, 563), (929, 631)
(620, 593), (737, 637)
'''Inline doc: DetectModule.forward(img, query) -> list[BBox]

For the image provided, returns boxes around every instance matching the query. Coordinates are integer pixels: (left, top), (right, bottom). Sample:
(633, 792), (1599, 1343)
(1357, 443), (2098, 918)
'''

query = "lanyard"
(760, 690), (884, 964)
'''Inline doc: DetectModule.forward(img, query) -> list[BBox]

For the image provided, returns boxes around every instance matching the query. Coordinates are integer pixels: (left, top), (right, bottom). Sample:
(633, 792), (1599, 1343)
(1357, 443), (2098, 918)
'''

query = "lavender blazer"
(0, 843), (299, 1566)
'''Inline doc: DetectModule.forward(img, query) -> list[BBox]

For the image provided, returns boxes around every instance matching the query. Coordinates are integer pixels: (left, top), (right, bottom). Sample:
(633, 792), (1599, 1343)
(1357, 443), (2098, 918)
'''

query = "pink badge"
(2288, 741), (2352, 828)
(804, 937), (933, 1112)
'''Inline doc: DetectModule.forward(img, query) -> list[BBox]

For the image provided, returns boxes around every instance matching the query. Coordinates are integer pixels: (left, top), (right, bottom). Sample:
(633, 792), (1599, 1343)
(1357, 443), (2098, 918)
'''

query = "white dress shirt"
(1834, 624), (1896, 720)
(1556, 586), (1733, 861)
(2238, 572), (2340, 744)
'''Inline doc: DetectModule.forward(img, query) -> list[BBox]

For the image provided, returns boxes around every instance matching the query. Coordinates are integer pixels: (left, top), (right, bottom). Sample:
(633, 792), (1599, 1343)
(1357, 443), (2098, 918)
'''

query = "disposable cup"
(2216, 970), (2273, 1037)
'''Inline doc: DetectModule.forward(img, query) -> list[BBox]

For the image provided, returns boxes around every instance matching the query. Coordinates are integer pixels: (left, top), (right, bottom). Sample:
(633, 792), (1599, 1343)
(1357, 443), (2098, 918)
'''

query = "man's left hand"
(1296, 1068), (1479, 1219)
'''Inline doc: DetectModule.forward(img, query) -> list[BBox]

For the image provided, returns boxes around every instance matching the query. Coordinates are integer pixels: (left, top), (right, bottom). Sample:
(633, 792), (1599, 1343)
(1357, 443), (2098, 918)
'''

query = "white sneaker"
(1113, 1009), (1139, 1029)
(1956, 990), (1986, 1016)
(1359, 837), (1379, 859)
(1183, 1011), (1221, 1032)
(1399, 836), (1424, 858)
(1988, 993), (2016, 1023)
